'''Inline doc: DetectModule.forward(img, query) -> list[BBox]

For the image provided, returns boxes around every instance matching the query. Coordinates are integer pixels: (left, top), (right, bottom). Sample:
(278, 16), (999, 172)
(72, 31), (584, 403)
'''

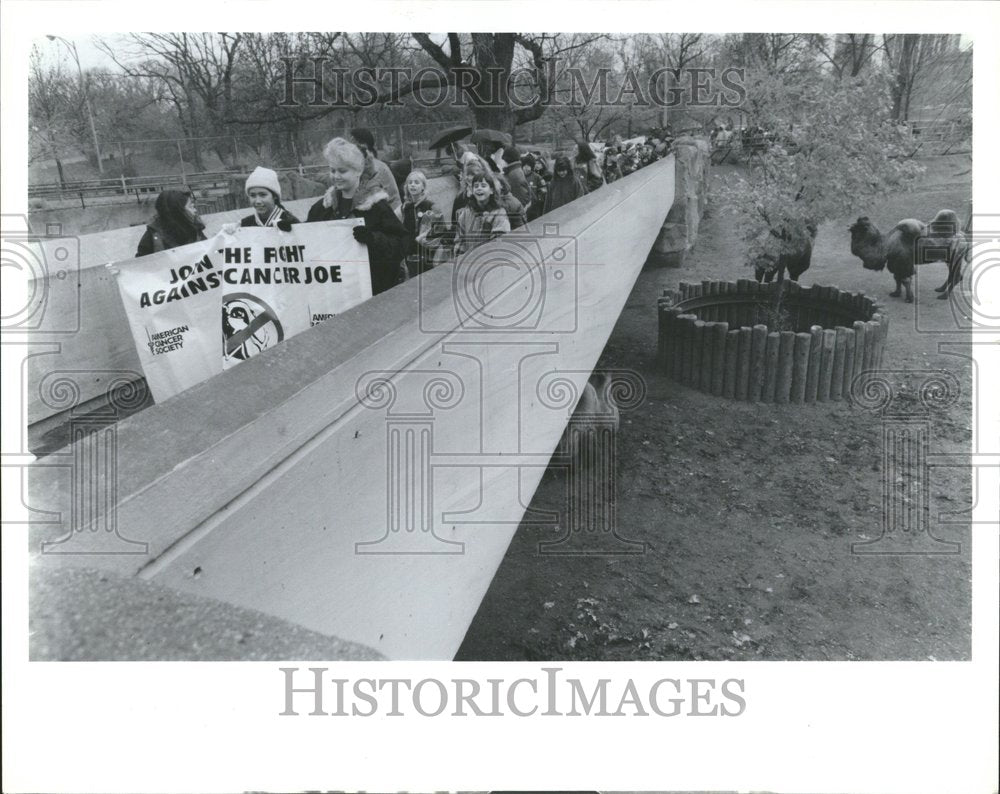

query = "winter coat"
(135, 190), (207, 257)
(544, 162), (586, 214)
(239, 206), (300, 229)
(526, 172), (548, 221)
(503, 163), (533, 209)
(360, 157), (402, 216)
(499, 192), (526, 230)
(306, 187), (409, 295)
(603, 156), (622, 184)
(135, 218), (207, 257)
(575, 158), (604, 193)
(402, 196), (445, 276)
(453, 202), (511, 256)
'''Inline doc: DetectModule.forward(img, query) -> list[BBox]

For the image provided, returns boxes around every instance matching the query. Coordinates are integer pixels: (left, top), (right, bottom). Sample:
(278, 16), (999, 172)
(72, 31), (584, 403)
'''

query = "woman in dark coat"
(543, 156), (586, 214)
(135, 189), (207, 257)
(306, 137), (409, 296)
(574, 142), (605, 193)
(525, 155), (549, 221)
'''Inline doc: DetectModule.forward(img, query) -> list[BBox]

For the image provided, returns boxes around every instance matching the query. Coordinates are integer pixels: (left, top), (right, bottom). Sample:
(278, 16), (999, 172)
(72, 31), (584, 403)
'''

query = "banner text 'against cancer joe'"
(111, 222), (371, 402)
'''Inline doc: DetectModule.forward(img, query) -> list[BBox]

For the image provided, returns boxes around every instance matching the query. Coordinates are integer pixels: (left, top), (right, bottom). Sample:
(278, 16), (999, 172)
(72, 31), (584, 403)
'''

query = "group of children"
(135, 128), (674, 298)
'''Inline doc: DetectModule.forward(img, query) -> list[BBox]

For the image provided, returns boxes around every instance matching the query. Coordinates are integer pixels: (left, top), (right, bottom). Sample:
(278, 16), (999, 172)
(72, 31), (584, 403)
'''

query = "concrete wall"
(24, 177), (459, 438)
(647, 136), (711, 267)
(28, 157), (676, 660)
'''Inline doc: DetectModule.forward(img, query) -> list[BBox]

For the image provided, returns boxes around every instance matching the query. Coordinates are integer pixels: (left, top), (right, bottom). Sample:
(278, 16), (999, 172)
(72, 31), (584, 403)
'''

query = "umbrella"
(428, 125), (473, 151)
(471, 128), (512, 148)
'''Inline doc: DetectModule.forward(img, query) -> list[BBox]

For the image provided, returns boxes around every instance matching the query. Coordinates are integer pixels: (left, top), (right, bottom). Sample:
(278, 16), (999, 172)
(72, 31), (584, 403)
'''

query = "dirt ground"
(457, 153), (974, 661)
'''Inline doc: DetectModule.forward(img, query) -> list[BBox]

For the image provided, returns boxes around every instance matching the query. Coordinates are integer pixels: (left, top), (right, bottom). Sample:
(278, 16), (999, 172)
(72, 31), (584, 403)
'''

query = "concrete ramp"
(28, 157), (676, 660)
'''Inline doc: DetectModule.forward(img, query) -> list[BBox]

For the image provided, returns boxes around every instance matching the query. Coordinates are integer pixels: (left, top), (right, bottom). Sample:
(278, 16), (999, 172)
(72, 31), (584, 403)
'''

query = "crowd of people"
(135, 127), (675, 296)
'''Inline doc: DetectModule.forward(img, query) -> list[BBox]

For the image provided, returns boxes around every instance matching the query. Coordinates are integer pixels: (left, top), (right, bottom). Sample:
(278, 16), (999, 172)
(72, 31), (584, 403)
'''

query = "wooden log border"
(657, 281), (888, 403)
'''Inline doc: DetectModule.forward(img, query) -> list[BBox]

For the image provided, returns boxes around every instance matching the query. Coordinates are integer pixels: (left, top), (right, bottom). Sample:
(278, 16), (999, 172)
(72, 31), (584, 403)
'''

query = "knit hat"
(245, 167), (281, 200)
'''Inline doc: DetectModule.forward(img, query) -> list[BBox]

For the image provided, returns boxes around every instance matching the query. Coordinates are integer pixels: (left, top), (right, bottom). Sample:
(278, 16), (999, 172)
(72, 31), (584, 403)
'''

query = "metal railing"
(29, 164), (331, 206)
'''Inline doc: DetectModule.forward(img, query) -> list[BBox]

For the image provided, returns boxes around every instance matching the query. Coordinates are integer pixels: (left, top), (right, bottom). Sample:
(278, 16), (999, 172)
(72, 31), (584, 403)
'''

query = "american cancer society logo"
(146, 324), (189, 356)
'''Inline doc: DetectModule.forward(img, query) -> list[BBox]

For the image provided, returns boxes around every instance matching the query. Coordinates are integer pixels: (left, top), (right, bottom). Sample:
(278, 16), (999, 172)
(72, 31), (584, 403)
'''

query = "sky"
(37, 31), (976, 74)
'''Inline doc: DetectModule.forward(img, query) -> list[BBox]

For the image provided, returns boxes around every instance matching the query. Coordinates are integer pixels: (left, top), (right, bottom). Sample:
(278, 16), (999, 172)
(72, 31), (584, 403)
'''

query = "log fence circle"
(657, 279), (889, 403)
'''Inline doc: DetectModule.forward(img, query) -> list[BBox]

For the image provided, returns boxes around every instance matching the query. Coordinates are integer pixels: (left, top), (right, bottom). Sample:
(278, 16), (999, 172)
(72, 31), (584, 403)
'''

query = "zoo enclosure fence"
(28, 118), (581, 208)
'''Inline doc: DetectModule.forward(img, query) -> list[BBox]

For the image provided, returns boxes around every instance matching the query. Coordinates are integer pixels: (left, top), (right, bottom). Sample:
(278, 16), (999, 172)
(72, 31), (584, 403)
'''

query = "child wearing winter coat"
(543, 156), (586, 214)
(400, 169), (445, 277)
(453, 166), (510, 256)
(524, 155), (549, 221)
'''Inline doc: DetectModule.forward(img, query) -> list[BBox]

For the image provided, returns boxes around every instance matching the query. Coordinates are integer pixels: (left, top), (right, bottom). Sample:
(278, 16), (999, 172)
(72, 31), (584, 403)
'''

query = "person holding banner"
(135, 189), (207, 257)
(306, 137), (409, 295)
(239, 167), (300, 230)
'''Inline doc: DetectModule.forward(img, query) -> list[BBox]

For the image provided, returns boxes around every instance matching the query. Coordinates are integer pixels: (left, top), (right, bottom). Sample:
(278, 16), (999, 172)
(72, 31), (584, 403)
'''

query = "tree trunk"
(470, 104), (516, 137)
(55, 156), (67, 189)
(890, 34), (920, 122)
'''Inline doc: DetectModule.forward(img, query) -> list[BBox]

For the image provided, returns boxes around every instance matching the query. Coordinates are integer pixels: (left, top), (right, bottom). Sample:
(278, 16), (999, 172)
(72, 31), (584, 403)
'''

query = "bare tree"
(808, 34), (877, 78)
(880, 34), (959, 122)
(28, 47), (75, 186)
(403, 33), (606, 135)
(97, 33), (244, 169)
(545, 35), (627, 143)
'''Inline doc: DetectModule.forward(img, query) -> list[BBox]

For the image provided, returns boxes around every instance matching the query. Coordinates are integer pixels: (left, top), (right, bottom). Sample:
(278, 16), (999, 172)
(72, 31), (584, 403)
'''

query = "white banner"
(111, 221), (372, 402)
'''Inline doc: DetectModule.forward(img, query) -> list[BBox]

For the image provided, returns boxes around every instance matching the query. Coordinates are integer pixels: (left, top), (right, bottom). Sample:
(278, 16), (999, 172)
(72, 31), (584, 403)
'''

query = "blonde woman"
(306, 137), (409, 295)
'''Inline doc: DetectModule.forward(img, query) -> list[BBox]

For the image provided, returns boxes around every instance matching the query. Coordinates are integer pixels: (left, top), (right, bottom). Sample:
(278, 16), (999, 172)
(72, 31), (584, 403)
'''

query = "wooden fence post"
(749, 324), (768, 402)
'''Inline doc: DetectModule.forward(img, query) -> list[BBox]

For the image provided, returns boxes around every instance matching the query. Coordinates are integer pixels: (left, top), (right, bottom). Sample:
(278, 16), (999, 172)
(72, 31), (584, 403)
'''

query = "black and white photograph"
(3, 3), (998, 793)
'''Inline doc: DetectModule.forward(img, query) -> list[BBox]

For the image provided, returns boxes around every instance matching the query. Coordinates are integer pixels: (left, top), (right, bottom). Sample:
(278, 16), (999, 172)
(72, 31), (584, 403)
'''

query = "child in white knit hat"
(238, 166), (299, 230)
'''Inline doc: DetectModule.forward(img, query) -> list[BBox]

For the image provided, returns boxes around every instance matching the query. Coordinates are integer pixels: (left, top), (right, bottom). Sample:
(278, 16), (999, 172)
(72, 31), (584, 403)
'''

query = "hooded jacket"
(135, 190), (207, 257)
(544, 158), (586, 214)
(306, 187), (409, 295)
(503, 162), (533, 208)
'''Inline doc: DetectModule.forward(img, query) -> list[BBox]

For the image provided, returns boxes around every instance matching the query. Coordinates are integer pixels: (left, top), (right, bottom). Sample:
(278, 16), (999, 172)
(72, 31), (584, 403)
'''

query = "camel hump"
(928, 209), (961, 236)
(893, 218), (926, 238)
(849, 216), (877, 234)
